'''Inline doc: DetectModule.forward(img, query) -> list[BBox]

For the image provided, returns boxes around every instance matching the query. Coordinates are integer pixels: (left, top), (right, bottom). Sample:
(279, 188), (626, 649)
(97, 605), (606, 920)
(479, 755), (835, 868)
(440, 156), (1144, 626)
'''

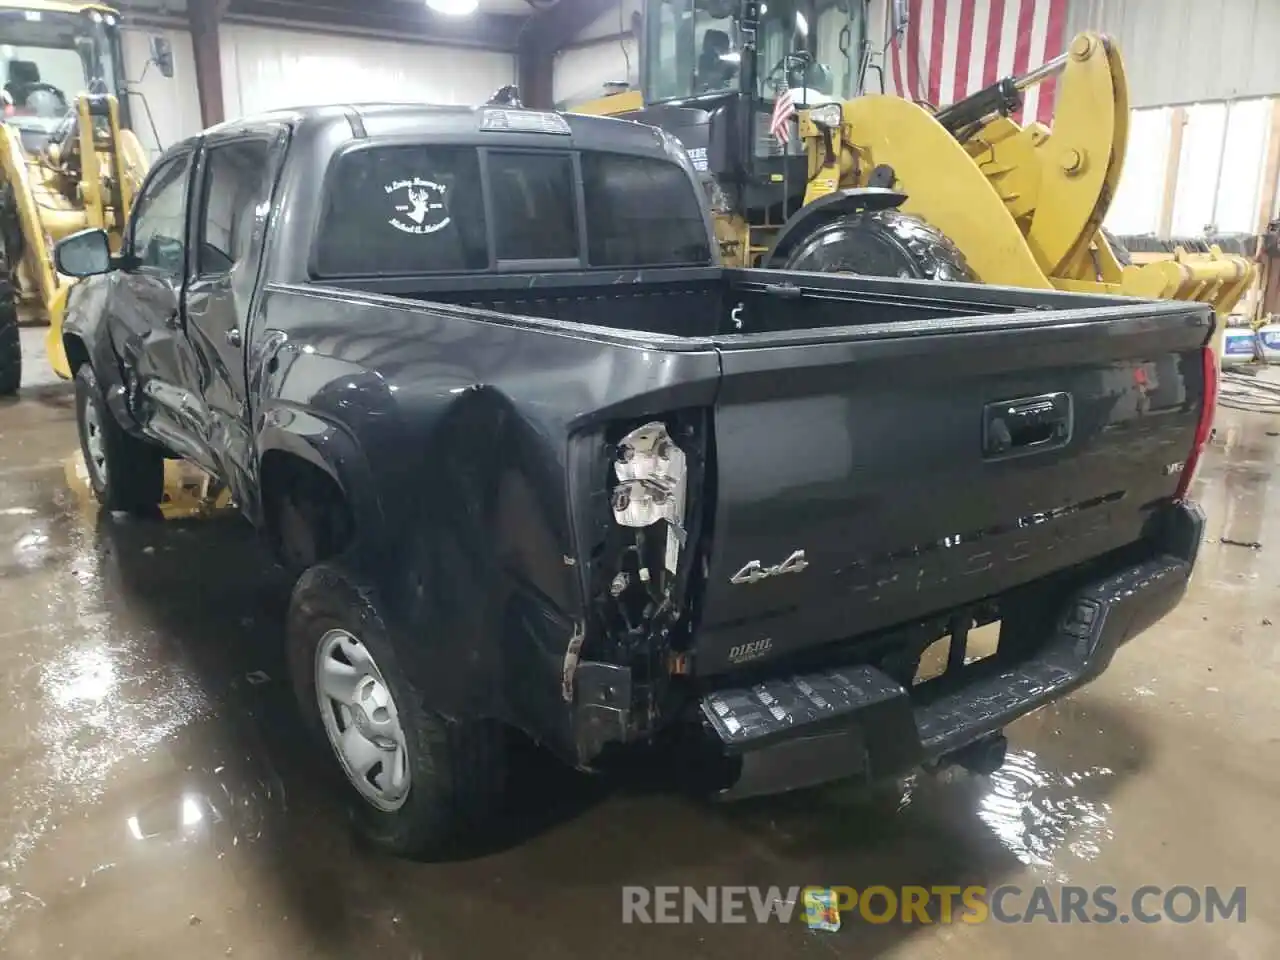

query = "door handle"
(982, 392), (1072, 458)
(164, 310), (180, 329)
(225, 327), (242, 348)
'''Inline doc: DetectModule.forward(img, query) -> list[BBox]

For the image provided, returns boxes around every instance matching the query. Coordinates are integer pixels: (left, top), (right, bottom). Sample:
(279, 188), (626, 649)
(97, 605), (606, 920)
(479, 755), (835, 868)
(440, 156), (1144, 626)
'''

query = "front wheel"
(779, 209), (973, 282)
(287, 563), (506, 859)
(74, 364), (164, 513)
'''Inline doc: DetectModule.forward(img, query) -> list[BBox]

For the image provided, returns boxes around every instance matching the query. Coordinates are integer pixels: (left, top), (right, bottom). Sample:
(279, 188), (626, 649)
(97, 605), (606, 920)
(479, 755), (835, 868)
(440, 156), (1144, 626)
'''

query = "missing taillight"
(594, 419), (698, 640)
(586, 412), (707, 690)
(1174, 347), (1218, 502)
(611, 422), (687, 529)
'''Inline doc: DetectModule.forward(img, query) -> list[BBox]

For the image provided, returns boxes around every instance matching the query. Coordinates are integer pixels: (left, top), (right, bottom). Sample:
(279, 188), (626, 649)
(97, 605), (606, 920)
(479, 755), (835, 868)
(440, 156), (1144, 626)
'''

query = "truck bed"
(327, 265), (1085, 339)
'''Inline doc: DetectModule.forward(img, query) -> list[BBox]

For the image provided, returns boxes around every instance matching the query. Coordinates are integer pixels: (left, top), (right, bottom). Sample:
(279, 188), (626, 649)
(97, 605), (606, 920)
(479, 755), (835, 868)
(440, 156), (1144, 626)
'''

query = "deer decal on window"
(405, 187), (433, 225)
(385, 177), (450, 235)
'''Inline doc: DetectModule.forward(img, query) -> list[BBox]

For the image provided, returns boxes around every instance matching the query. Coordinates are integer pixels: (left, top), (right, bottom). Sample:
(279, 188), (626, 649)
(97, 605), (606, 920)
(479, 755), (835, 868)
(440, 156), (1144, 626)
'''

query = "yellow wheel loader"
(0, 1), (166, 395)
(573, 0), (1253, 341)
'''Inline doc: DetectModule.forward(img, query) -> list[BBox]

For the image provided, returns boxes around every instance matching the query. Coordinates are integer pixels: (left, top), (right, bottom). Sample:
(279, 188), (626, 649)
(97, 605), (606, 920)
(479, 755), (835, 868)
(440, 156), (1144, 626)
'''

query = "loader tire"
(779, 209), (973, 282)
(1101, 227), (1133, 266)
(0, 285), (18, 397)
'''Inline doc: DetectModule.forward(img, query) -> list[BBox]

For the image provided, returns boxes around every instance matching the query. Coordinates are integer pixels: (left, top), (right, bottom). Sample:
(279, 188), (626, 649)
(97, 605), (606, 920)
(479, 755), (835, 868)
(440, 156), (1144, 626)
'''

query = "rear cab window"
(488, 151), (579, 263)
(312, 143), (711, 278)
(313, 146), (489, 277)
(581, 153), (712, 267)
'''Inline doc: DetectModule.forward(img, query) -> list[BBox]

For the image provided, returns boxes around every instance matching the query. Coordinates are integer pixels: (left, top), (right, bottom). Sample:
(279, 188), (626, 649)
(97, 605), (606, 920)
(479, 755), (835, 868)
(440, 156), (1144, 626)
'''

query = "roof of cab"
(193, 102), (673, 157)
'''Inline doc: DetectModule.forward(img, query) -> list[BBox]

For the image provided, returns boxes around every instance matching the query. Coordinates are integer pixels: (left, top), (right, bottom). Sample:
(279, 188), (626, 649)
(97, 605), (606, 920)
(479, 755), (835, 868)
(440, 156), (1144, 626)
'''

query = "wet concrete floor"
(0, 384), (1277, 959)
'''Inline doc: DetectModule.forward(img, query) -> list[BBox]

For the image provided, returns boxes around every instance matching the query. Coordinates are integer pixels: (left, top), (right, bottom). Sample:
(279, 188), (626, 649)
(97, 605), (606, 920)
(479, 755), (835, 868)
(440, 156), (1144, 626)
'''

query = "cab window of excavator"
(645, 0), (741, 102)
(0, 9), (123, 119)
(1, 45), (74, 117)
(757, 0), (862, 102)
(86, 19), (123, 100)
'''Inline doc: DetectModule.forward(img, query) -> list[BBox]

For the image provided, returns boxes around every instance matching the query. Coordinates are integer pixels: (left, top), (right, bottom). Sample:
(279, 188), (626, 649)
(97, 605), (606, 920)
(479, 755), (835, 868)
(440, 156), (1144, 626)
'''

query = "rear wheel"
(779, 209), (973, 282)
(0, 282), (18, 397)
(288, 563), (507, 859)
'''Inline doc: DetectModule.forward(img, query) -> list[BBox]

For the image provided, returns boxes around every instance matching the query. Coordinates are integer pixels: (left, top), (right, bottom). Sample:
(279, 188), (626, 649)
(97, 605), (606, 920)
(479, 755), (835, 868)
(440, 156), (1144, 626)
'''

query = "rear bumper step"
(701, 545), (1195, 800)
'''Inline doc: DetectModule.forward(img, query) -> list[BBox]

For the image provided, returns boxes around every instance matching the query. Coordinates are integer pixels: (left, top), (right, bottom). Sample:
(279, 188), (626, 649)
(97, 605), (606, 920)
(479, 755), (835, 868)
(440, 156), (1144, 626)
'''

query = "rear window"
(313, 145), (489, 276)
(313, 145), (710, 276)
(488, 151), (579, 261)
(581, 153), (711, 267)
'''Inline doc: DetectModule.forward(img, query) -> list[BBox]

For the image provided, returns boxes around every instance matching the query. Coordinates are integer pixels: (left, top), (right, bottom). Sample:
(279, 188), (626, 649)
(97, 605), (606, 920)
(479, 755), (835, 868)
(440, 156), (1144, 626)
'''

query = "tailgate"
(694, 301), (1212, 675)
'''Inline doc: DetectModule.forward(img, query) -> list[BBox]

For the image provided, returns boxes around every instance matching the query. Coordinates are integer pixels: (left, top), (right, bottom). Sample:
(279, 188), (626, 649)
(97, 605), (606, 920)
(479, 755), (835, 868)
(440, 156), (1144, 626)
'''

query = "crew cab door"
(109, 150), (207, 464)
(184, 129), (285, 505)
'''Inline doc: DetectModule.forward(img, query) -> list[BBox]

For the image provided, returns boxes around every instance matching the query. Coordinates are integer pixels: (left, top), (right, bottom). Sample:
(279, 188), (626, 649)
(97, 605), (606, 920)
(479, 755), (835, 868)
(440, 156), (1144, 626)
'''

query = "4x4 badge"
(730, 550), (809, 585)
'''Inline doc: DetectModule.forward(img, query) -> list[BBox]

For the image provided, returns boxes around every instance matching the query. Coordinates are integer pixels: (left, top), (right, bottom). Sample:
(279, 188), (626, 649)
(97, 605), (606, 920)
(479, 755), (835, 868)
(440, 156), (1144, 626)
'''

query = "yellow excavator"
(0, 0), (167, 395)
(573, 0), (1253, 342)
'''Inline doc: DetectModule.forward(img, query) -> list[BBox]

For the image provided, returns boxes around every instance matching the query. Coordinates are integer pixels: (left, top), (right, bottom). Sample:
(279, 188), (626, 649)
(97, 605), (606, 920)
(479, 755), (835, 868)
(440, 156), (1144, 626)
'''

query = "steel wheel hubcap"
(82, 400), (108, 486)
(315, 628), (411, 811)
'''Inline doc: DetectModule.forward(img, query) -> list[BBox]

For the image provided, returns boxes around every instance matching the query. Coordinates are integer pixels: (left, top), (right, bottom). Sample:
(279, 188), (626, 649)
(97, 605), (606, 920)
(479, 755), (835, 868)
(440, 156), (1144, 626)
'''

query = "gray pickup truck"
(52, 103), (1213, 858)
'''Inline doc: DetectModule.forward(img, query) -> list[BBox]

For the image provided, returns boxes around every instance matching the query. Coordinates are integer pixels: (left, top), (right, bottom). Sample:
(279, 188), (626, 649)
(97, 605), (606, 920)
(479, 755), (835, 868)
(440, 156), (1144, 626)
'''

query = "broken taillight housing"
(590, 415), (704, 682)
(611, 422), (687, 528)
(1174, 347), (1219, 502)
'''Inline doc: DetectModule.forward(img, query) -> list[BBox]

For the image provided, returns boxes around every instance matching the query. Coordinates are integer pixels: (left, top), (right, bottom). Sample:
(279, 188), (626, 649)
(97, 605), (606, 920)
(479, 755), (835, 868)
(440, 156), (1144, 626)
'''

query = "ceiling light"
(427, 0), (479, 15)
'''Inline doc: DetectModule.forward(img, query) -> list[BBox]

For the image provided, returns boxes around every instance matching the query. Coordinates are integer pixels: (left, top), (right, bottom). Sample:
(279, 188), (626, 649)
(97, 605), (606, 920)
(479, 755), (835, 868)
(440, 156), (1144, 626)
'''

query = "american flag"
(769, 81), (796, 146)
(877, 0), (1069, 126)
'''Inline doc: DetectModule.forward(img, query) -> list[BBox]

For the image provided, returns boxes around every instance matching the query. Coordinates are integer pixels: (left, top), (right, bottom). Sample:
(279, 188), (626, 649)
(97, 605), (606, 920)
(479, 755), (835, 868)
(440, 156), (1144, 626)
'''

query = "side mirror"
(149, 35), (174, 79)
(55, 228), (113, 278)
(891, 0), (910, 36)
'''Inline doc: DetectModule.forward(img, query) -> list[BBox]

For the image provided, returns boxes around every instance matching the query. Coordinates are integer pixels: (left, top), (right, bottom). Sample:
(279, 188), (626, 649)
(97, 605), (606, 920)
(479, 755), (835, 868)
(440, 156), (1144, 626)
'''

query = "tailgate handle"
(983, 392), (1072, 458)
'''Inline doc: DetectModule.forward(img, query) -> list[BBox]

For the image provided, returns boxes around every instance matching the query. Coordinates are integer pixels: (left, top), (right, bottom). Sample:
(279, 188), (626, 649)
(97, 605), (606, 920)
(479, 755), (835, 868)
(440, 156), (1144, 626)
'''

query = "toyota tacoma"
(52, 103), (1214, 857)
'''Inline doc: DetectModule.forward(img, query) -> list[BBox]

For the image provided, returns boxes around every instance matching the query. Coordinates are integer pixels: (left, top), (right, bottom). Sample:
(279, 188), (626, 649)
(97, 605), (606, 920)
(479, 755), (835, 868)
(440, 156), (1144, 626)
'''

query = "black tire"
(74, 364), (164, 513)
(0, 284), (18, 397)
(779, 209), (973, 282)
(287, 562), (506, 859)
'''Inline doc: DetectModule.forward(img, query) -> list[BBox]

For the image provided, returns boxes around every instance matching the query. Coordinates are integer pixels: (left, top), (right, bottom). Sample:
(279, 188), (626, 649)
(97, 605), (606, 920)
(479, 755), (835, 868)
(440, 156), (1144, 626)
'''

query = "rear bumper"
(699, 502), (1204, 800)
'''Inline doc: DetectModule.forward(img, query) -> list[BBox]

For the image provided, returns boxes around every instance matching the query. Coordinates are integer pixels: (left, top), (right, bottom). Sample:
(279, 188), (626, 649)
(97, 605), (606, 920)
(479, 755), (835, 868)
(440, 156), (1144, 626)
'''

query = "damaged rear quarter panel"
(256, 284), (721, 762)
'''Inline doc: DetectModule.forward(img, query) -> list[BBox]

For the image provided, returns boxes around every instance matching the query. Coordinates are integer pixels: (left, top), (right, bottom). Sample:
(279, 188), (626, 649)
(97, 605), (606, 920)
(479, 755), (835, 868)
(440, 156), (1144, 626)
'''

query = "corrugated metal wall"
(1070, 0), (1280, 107)
(120, 12), (517, 151)
(219, 24), (515, 119)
